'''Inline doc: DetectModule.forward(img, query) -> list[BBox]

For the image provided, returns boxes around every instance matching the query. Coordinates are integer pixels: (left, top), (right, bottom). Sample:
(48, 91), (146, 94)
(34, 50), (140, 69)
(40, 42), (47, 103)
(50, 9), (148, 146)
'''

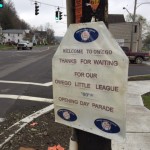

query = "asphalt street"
(129, 63), (150, 76)
(0, 46), (57, 119)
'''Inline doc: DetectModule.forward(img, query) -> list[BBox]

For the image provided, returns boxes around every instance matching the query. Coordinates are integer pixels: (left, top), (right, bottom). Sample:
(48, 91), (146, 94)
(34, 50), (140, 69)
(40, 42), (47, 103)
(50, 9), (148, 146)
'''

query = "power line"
(30, 0), (66, 9)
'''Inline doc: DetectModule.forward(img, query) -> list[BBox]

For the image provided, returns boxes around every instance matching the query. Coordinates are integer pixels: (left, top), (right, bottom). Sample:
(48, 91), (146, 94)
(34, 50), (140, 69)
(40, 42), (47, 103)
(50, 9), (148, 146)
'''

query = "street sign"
(53, 22), (129, 141)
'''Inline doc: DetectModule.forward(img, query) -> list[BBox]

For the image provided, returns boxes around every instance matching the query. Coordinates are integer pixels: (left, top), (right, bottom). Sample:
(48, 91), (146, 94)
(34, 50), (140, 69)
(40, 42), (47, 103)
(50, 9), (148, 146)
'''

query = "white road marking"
(0, 104), (54, 149)
(43, 82), (53, 86)
(0, 94), (53, 103)
(0, 80), (53, 87)
(0, 94), (18, 99)
(0, 80), (54, 145)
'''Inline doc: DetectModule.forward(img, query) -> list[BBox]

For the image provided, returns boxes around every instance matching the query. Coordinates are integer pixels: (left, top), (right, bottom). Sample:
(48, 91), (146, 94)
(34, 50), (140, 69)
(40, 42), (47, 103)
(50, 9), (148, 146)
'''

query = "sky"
(7, 0), (150, 36)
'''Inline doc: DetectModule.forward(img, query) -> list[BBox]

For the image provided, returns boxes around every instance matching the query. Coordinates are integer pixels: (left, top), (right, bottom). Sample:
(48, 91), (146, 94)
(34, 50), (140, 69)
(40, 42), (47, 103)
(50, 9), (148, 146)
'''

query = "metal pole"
(130, 0), (137, 51)
(123, 7), (134, 21)
(66, 0), (75, 27)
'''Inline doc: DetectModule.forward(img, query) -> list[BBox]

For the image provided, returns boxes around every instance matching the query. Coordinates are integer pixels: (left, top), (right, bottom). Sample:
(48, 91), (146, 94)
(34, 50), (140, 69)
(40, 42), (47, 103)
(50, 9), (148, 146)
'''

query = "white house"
(2, 29), (30, 44)
(108, 14), (142, 52)
(109, 22), (142, 52)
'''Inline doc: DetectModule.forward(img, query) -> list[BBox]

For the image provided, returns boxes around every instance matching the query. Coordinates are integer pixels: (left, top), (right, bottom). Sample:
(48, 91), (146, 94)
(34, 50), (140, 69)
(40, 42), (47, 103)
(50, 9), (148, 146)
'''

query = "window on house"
(8, 33), (10, 36)
(134, 25), (137, 33)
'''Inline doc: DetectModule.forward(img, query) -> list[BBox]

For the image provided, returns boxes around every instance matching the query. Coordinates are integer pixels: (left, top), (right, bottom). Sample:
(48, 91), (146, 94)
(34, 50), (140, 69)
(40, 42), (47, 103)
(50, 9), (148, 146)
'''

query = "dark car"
(121, 46), (150, 64)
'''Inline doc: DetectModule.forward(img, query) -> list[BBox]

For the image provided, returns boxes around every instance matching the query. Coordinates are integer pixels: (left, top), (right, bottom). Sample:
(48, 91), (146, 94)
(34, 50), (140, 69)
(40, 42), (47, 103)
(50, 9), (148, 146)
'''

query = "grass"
(129, 75), (150, 110)
(0, 44), (55, 51)
(142, 94), (150, 110)
(0, 45), (16, 50)
(128, 75), (150, 81)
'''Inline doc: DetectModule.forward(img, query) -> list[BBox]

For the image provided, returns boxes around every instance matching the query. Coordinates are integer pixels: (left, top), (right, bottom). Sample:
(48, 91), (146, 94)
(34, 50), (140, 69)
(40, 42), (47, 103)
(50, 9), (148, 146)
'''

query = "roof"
(108, 14), (125, 24)
(2, 29), (26, 34)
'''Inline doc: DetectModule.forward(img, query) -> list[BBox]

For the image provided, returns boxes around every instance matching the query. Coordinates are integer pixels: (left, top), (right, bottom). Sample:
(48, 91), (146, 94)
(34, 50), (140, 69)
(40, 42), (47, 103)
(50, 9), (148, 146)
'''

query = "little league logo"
(57, 109), (77, 122)
(81, 30), (90, 41)
(74, 28), (99, 43)
(101, 121), (111, 131)
(94, 118), (120, 133)
(63, 111), (70, 120)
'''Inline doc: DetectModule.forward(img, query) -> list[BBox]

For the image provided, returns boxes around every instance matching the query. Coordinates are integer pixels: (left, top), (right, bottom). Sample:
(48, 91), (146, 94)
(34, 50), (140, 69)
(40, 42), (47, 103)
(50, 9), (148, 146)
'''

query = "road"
(0, 46), (150, 120)
(129, 63), (150, 76)
(0, 46), (56, 120)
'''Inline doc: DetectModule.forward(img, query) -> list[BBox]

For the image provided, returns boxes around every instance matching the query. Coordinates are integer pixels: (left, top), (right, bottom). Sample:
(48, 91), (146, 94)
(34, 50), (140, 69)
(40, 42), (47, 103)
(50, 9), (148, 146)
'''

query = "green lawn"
(129, 75), (150, 81)
(0, 45), (16, 50)
(129, 76), (150, 110)
(142, 94), (150, 110)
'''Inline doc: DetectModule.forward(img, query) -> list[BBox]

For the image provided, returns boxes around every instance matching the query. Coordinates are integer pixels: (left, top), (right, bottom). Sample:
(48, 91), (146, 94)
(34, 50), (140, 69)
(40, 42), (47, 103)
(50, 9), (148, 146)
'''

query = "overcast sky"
(9, 0), (150, 36)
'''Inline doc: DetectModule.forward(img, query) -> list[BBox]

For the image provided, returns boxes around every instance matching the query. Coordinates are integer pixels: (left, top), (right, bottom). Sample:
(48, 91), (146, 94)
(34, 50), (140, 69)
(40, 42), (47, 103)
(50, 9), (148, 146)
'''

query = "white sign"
(52, 22), (129, 141)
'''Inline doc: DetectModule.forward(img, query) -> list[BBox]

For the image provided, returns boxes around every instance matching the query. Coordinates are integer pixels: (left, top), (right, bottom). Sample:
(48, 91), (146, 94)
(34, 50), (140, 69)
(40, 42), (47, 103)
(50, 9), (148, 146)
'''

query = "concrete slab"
(143, 61), (150, 66)
(126, 105), (150, 132)
(126, 93), (143, 106)
(112, 133), (150, 150)
(112, 81), (150, 150)
(128, 81), (150, 95)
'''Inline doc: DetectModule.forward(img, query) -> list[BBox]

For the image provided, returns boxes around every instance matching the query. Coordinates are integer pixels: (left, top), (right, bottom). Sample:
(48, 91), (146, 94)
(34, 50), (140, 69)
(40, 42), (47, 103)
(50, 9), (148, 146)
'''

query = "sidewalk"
(112, 81), (150, 150)
(143, 61), (150, 66)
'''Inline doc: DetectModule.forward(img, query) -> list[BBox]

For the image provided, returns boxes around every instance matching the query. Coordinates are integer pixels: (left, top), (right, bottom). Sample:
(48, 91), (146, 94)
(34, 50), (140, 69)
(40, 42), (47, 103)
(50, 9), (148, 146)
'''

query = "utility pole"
(130, 0), (137, 51)
(66, 1), (111, 149)
(66, 0), (75, 27)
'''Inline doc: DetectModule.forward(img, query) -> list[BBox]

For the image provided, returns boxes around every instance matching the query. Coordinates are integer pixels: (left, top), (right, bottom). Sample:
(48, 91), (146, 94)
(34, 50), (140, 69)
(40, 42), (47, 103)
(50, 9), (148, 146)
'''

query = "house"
(108, 14), (142, 52)
(2, 29), (30, 44)
(2, 29), (50, 45)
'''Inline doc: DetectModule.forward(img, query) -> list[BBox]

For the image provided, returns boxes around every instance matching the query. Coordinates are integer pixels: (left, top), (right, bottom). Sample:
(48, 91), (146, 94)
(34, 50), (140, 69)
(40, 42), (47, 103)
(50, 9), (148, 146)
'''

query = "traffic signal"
(55, 11), (59, 20)
(35, 2), (39, 15)
(59, 11), (63, 20)
(0, 0), (4, 8)
(55, 11), (63, 20)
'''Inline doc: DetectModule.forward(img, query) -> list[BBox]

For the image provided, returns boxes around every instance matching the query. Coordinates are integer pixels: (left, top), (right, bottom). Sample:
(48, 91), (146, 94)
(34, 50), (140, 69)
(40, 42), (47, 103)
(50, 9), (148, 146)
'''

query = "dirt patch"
(1, 110), (71, 150)
(0, 103), (71, 150)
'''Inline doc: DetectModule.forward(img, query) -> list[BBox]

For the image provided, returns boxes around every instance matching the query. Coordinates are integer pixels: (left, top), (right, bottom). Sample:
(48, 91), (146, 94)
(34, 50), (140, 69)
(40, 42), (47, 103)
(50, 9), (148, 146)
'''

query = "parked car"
(121, 46), (150, 64)
(17, 41), (33, 50)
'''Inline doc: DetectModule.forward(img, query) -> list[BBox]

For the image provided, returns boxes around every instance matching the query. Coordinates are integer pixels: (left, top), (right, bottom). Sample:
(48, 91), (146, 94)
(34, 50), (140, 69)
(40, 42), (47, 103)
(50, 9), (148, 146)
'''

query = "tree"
(44, 23), (55, 44)
(47, 28), (55, 44)
(143, 31), (150, 50)
(0, 1), (30, 29)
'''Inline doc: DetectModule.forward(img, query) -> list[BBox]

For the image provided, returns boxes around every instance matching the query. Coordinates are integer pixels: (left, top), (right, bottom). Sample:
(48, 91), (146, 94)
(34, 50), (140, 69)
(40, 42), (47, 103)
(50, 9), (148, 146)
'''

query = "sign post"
(53, 1), (128, 149)
(53, 22), (129, 149)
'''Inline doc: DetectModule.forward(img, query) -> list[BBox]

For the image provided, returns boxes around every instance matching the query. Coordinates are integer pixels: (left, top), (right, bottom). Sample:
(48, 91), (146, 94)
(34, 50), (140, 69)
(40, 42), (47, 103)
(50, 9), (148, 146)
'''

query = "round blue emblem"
(74, 28), (99, 43)
(94, 119), (120, 133)
(57, 109), (77, 122)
